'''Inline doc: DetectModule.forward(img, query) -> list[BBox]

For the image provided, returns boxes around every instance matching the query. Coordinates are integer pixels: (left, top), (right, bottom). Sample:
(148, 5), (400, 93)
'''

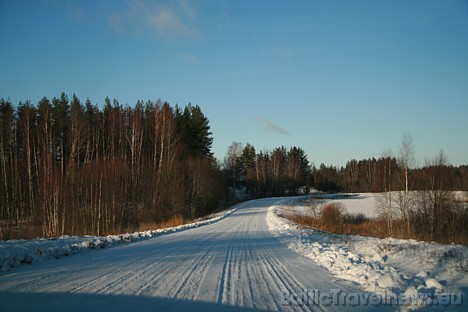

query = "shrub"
(321, 203), (344, 225)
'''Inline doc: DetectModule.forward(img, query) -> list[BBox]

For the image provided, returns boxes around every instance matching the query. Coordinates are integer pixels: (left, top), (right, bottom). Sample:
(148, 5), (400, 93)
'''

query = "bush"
(321, 203), (344, 225)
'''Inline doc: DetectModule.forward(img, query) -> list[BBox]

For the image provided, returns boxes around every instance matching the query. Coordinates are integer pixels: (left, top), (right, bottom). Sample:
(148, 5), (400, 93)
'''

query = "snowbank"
(267, 200), (468, 310)
(0, 202), (249, 272)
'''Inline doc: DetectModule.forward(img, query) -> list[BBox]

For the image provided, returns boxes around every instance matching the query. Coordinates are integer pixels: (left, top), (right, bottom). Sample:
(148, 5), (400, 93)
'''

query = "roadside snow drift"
(0, 204), (244, 272)
(267, 199), (468, 310)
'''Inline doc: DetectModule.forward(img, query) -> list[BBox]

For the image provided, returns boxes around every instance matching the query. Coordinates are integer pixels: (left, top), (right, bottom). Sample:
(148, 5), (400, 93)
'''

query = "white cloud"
(147, 6), (196, 38)
(109, 0), (199, 39)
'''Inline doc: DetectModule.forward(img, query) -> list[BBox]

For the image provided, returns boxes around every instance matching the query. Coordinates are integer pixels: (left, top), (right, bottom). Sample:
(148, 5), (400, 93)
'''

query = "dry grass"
(0, 223), (42, 240)
(287, 203), (468, 244)
(288, 210), (390, 238)
(137, 214), (185, 232)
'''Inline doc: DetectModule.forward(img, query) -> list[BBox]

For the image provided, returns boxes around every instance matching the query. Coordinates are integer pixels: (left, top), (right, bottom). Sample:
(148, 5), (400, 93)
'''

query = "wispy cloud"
(146, 5), (197, 38)
(66, 2), (86, 21)
(258, 117), (290, 135)
(109, 0), (199, 39)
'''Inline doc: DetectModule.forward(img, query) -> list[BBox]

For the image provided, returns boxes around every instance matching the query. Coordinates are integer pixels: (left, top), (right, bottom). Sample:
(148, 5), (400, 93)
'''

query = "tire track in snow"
(133, 259), (177, 296)
(242, 236), (259, 309)
(260, 252), (317, 312)
(228, 221), (250, 307)
(171, 240), (218, 300)
(213, 201), (304, 310)
(96, 259), (168, 295)
(135, 229), (228, 298)
(217, 225), (240, 305)
(2, 261), (112, 293)
(114, 245), (195, 297)
(69, 257), (149, 293)
(0, 269), (70, 292)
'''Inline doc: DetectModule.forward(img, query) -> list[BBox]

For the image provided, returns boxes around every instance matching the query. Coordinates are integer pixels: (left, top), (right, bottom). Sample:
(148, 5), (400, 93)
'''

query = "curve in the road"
(0, 198), (373, 311)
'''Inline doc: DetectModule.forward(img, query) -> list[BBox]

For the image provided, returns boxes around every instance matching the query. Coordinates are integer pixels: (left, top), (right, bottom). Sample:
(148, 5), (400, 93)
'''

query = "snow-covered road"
(0, 198), (374, 311)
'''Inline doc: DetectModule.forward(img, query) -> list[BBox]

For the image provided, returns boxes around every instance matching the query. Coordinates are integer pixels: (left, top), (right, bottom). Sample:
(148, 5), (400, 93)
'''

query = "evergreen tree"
(176, 104), (213, 159)
(242, 143), (256, 194)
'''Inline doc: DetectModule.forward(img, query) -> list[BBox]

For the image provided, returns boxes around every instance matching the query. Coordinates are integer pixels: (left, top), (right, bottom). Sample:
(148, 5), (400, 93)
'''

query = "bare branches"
(0, 94), (222, 239)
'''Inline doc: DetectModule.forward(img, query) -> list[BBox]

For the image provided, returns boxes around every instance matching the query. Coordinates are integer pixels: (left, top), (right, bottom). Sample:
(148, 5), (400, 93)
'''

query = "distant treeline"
(224, 143), (468, 196)
(0, 94), (225, 239)
(312, 158), (468, 193)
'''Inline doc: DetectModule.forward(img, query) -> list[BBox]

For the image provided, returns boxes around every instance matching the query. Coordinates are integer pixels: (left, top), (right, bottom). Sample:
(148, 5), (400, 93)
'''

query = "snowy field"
(0, 195), (467, 311)
(288, 193), (381, 219)
(291, 191), (468, 219)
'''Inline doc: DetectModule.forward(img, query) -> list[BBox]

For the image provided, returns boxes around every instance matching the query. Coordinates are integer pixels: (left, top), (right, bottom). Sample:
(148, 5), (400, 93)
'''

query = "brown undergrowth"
(286, 202), (468, 245)
(287, 203), (390, 238)
(135, 214), (185, 232)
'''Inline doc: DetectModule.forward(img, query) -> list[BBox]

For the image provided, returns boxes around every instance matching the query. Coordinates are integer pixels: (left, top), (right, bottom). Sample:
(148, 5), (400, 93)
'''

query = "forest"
(1, 94), (467, 240)
(0, 94), (225, 239)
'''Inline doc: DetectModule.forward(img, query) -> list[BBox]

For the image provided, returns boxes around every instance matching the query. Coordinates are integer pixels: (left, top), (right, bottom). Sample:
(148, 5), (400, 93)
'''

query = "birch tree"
(397, 132), (416, 235)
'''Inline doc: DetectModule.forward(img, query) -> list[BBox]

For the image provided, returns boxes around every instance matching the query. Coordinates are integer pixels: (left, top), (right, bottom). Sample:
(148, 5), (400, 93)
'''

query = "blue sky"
(1, 0), (467, 167)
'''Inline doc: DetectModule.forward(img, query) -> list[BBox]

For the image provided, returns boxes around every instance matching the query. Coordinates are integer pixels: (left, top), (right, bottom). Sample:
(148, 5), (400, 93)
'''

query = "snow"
(0, 203), (243, 272)
(0, 198), (369, 311)
(267, 198), (468, 310)
(285, 193), (380, 219)
(0, 196), (466, 311)
(326, 193), (380, 218)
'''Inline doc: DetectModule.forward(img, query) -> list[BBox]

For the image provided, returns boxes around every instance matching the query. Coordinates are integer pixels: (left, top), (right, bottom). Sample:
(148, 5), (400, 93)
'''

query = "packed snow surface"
(0, 199), (371, 311)
(0, 204), (241, 273)
(1, 196), (467, 311)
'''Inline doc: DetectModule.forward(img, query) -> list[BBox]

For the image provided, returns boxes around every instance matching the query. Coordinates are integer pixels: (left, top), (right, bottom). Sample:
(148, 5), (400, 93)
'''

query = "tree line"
(225, 140), (468, 197)
(312, 157), (468, 193)
(0, 94), (225, 239)
(224, 142), (311, 197)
